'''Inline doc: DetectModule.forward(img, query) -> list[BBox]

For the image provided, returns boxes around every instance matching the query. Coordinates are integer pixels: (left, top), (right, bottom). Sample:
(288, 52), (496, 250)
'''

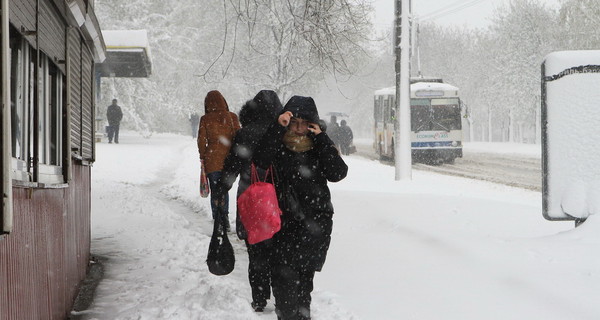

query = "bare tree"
(200, 0), (374, 100)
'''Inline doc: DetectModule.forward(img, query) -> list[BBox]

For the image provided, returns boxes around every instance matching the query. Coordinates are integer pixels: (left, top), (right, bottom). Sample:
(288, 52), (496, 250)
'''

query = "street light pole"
(394, 0), (412, 180)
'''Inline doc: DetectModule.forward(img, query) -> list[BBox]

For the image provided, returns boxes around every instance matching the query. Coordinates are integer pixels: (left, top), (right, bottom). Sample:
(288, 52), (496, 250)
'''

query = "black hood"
(239, 90), (283, 126)
(283, 95), (320, 123)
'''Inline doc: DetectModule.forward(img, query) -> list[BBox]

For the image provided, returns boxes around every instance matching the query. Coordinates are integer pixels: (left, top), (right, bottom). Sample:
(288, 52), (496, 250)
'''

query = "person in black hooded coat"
(253, 95), (348, 320)
(213, 90), (283, 312)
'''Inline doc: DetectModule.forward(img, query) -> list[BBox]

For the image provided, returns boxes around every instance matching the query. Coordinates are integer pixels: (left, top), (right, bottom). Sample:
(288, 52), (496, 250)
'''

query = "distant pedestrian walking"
(106, 99), (123, 144)
(338, 120), (354, 155)
(190, 113), (200, 138)
(328, 115), (341, 149)
(197, 90), (241, 231)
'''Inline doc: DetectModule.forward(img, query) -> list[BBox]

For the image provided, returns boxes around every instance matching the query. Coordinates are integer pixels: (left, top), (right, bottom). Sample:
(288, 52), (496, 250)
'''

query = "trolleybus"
(374, 79), (463, 163)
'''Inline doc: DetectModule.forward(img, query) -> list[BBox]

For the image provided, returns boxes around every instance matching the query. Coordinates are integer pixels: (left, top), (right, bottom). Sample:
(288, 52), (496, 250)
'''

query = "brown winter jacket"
(197, 90), (241, 174)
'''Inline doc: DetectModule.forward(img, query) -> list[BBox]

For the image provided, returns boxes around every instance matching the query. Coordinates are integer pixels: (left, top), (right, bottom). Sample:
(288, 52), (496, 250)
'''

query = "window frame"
(10, 34), (33, 182)
(10, 28), (67, 187)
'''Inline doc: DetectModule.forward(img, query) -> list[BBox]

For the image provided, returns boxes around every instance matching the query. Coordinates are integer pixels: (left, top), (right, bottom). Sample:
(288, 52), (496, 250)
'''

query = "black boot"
(251, 301), (266, 312)
(224, 218), (231, 232)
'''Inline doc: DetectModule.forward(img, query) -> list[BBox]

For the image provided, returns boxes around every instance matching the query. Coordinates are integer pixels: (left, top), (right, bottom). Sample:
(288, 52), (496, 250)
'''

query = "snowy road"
(355, 140), (541, 191)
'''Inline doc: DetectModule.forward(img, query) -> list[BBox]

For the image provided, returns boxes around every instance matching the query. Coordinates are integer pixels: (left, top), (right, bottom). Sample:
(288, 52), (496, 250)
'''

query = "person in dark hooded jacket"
(338, 119), (354, 155)
(253, 95), (348, 320)
(213, 90), (283, 312)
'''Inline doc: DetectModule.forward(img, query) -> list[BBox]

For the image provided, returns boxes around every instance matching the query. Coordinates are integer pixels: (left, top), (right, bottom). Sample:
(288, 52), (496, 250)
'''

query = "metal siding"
(8, 0), (37, 47)
(32, 191), (52, 317)
(1, 0), (93, 317)
(0, 164), (91, 319)
(69, 163), (91, 296)
(81, 46), (93, 159)
(39, 0), (66, 74)
(43, 191), (68, 319)
(68, 28), (82, 154)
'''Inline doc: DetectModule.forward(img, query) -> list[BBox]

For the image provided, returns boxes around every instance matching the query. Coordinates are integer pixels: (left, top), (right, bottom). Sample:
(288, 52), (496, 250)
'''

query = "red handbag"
(200, 161), (210, 198)
(237, 163), (282, 244)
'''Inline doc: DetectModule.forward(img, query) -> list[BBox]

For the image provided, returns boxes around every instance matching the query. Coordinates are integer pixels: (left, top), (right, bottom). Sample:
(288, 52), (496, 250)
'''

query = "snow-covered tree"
(200, 0), (374, 101)
(557, 0), (600, 49)
(414, 0), (560, 143)
(487, 0), (558, 143)
(96, 0), (225, 133)
(95, 0), (374, 133)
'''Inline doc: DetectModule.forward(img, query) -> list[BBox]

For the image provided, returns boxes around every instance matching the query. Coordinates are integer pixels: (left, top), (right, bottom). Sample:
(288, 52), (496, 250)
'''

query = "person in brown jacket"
(197, 90), (241, 230)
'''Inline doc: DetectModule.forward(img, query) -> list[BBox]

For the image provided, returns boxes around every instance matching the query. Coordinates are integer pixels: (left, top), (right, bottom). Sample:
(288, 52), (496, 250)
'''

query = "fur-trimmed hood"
(239, 90), (282, 126)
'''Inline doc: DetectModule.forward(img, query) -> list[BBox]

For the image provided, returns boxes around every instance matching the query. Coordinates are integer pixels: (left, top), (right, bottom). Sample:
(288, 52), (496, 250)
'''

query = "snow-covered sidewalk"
(80, 132), (599, 320)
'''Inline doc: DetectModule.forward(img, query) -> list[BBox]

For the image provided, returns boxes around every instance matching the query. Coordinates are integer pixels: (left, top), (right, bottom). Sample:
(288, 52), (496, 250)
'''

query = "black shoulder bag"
(206, 209), (235, 275)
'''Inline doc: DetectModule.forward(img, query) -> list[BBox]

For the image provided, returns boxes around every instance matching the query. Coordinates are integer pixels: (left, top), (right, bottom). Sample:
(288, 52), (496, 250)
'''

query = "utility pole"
(394, 0), (411, 180)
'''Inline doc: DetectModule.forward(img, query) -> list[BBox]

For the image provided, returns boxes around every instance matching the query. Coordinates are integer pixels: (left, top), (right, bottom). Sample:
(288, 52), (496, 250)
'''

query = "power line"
(420, 0), (490, 22)
(420, 0), (479, 18)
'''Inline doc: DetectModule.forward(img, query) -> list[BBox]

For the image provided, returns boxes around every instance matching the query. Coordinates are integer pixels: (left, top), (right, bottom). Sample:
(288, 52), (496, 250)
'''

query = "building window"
(38, 57), (63, 166)
(10, 33), (33, 181)
(10, 28), (65, 185)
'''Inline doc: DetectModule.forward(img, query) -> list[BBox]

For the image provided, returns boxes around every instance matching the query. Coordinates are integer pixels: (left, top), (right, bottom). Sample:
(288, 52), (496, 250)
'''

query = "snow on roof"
(411, 82), (458, 92)
(543, 50), (600, 77)
(102, 30), (149, 49)
(374, 82), (459, 96)
(374, 86), (396, 96)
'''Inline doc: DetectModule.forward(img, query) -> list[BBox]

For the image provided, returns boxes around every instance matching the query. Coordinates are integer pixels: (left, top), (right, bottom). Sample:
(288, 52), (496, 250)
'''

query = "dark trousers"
(246, 239), (272, 306)
(207, 171), (229, 220)
(273, 264), (315, 320)
(191, 123), (199, 138)
(107, 124), (120, 143)
(340, 143), (350, 155)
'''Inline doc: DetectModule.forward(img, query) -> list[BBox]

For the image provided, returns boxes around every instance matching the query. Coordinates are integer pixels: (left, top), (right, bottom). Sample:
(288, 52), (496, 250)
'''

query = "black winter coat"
(106, 104), (123, 126)
(253, 121), (348, 271)
(214, 90), (282, 239)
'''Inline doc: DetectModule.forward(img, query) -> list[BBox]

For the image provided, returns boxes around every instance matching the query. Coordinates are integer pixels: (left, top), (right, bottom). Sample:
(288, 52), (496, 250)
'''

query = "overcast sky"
(373, 0), (562, 31)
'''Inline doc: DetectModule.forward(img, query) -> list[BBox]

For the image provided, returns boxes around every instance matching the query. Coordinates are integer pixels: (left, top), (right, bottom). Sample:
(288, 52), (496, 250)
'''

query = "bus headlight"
(451, 141), (458, 147)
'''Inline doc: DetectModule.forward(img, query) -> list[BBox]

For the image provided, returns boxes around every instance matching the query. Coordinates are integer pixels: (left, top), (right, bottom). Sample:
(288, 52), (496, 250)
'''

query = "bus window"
(389, 96), (396, 121)
(374, 97), (382, 122)
(411, 99), (430, 131)
(384, 96), (392, 123)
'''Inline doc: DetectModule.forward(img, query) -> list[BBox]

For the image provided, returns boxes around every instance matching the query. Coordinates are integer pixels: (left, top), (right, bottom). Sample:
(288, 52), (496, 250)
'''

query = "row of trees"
(94, 0), (600, 142)
(94, 0), (373, 134)
(415, 0), (600, 143)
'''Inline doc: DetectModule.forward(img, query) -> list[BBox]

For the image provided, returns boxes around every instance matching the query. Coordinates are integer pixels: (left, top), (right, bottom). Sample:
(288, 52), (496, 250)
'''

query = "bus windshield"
(432, 100), (461, 131)
(411, 98), (461, 131)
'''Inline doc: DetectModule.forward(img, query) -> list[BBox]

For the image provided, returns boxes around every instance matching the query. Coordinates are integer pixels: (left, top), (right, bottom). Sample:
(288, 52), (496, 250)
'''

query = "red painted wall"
(0, 164), (91, 319)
